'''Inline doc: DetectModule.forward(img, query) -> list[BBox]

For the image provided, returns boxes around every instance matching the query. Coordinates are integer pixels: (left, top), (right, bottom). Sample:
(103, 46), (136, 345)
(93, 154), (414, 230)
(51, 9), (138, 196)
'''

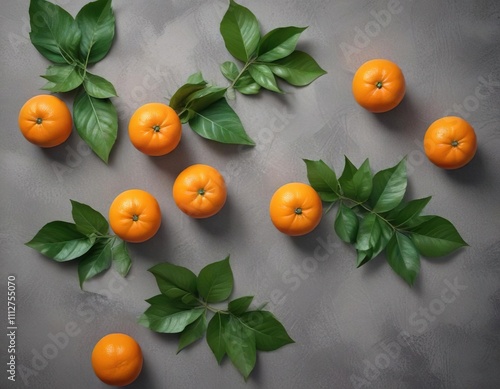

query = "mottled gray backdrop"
(1, 0), (500, 388)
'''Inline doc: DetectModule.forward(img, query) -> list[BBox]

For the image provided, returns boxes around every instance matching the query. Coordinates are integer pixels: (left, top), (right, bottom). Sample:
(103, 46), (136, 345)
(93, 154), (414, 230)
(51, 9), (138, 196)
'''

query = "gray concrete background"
(1, 0), (500, 388)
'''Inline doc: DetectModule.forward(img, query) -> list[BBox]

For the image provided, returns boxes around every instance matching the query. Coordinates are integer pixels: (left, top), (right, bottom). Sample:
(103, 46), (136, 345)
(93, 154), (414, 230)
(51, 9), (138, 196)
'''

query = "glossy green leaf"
(73, 89), (117, 163)
(111, 239), (132, 277)
(334, 203), (359, 243)
(40, 64), (83, 92)
(75, 0), (115, 64)
(187, 72), (205, 84)
(355, 213), (380, 253)
(228, 296), (253, 316)
(29, 0), (82, 64)
(234, 72), (261, 95)
(224, 316), (256, 380)
(70, 199), (108, 236)
(304, 159), (340, 202)
(197, 256), (233, 303)
(189, 98), (255, 145)
(409, 216), (468, 257)
(169, 77), (207, 112)
(138, 306), (204, 334)
(247, 63), (282, 93)
(220, 0), (260, 62)
(356, 248), (374, 268)
(385, 196), (432, 227)
(186, 86), (227, 113)
(26, 221), (95, 262)
(340, 158), (372, 202)
(257, 26), (307, 62)
(386, 232), (420, 286)
(369, 159), (407, 213)
(177, 314), (207, 353)
(206, 312), (229, 364)
(239, 310), (294, 351)
(220, 61), (240, 82)
(268, 50), (326, 86)
(148, 262), (198, 300)
(83, 72), (117, 98)
(77, 238), (113, 287)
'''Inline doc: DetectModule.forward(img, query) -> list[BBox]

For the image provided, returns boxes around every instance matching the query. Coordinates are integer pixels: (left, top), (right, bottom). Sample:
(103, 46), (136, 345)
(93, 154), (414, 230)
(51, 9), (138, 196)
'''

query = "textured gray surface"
(1, 0), (500, 388)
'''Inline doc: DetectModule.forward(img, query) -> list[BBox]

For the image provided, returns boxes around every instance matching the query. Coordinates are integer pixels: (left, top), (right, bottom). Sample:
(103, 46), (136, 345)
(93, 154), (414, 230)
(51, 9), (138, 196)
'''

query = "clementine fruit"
(18, 94), (72, 147)
(352, 59), (406, 113)
(172, 164), (227, 218)
(128, 102), (182, 156)
(423, 116), (477, 169)
(270, 182), (323, 236)
(91, 333), (143, 387)
(109, 189), (162, 243)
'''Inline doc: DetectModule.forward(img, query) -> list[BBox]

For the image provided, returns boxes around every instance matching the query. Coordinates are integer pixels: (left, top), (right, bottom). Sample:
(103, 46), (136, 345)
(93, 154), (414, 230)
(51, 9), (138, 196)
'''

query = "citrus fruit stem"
(451, 140), (459, 147)
(132, 214), (139, 222)
(198, 188), (205, 196)
(153, 125), (161, 132)
(295, 208), (303, 215)
(36, 118), (43, 124)
(375, 81), (383, 89)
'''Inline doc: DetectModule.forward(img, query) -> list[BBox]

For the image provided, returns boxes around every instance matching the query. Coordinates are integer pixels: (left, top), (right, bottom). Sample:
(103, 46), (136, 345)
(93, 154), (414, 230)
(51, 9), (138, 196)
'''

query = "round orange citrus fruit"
(423, 116), (477, 169)
(172, 164), (227, 218)
(109, 189), (162, 243)
(270, 182), (323, 236)
(128, 102), (182, 156)
(18, 94), (72, 147)
(352, 59), (406, 113)
(91, 333), (143, 387)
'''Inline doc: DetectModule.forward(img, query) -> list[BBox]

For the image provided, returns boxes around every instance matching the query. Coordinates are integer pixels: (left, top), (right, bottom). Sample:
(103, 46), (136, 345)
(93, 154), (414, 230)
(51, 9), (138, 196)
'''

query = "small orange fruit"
(109, 189), (162, 243)
(91, 333), (143, 387)
(128, 102), (182, 156)
(423, 116), (477, 169)
(18, 94), (72, 147)
(352, 59), (406, 113)
(172, 164), (227, 218)
(270, 182), (323, 236)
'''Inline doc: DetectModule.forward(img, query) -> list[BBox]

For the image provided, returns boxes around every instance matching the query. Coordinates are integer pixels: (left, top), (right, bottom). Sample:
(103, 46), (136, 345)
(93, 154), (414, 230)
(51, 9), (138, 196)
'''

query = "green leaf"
(409, 216), (468, 257)
(206, 312), (229, 364)
(197, 256), (233, 303)
(77, 238), (113, 287)
(303, 159), (339, 202)
(138, 306), (204, 334)
(73, 89), (117, 163)
(369, 159), (407, 213)
(234, 72), (261, 95)
(26, 221), (95, 262)
(148, 262), (198, 300)
(220, 0), (260, 62)
(75, 0), (115, 64)
(187, 71), (205, 84)
(40, 64), (83, 92)
(239, 310), (294, 351)
(224, 316), (256, 380)
(339, 158), (372, 202)
(247, 63), (282, 93)
(386, 232), (420, 286)
(355, 213), (380, 255)
(268, 50), (326, 87)
(385, 197), (432, 227)
(70, 199), (109, 236)
(356, 248), (373, 268)
(177, 314), (207, 353)
(228, 296), (253, 316)
(186, 86), (227, 113)
(29, 0), (82, 64)
(189, 98), (255, 145)
(111, 239), (132, 277)
(83, 72), (117, 98)
(169, 82), (207, 112)
(220, 61), (240, 82)
(334, 203), (359, 243)
(257, 26), (307, 62)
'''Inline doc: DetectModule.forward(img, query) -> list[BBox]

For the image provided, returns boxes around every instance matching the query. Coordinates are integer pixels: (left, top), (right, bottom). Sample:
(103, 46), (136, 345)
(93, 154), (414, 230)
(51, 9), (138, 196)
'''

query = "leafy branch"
(168, 0), (326, 145)
(29, 0), (118, 163)
(139, 256), (294, 380)
(25, 200), (132, 287)
(304, 157), (468, 286)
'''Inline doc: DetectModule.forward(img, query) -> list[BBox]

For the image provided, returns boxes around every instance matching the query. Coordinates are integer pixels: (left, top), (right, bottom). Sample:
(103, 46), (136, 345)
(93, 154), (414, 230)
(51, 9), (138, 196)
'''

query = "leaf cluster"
(29, 0), (117, 162)
(169, 0), (326, 145)
(139, 256), (294, 379)
(25, 200), (131, 287)
(304, 157), (468, 285)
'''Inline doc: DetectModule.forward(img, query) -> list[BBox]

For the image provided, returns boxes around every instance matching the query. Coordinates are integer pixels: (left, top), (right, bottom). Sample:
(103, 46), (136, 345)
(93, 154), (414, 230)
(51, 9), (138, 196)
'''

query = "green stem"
(228, 58), (257, 89)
